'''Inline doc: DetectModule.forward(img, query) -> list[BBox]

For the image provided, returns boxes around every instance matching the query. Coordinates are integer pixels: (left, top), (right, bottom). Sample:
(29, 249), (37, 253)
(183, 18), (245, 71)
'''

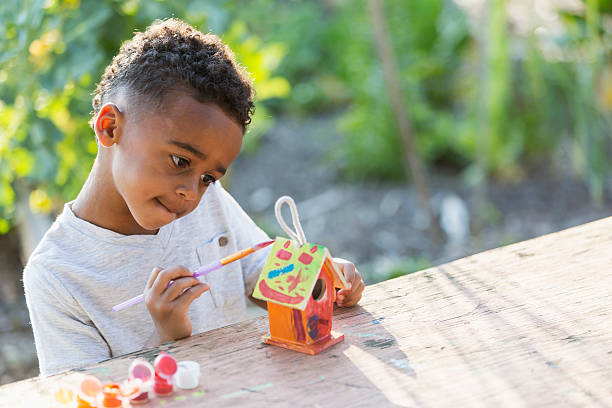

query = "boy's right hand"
(144, 266), (210, 342)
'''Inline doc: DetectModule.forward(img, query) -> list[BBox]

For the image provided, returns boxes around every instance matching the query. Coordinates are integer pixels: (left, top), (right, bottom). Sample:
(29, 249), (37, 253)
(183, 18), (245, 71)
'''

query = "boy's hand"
(144, 266), (210, 342)
(333, 258), (365, 307)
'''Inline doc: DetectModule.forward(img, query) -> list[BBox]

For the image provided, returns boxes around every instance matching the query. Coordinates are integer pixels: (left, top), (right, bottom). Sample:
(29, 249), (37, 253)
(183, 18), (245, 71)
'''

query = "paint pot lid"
(79, 375), (102, 402)
(154, 352), (177, 377)
(176, 361), (200, 390)
(129, 359), (154, 382)
(119, 378), (142, 398)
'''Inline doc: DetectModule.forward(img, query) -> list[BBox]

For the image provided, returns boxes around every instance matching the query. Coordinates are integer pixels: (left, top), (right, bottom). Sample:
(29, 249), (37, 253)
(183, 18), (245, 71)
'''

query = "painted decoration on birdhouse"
(253, 237), (329, 311)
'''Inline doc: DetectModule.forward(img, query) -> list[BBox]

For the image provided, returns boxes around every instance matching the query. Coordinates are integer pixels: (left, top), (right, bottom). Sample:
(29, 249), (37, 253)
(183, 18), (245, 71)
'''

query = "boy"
(23, 18), (364, 376)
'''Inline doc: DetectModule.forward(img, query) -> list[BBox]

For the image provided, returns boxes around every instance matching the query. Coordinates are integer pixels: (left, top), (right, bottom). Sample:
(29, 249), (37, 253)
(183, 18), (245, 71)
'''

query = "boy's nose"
(175, 180), (198, 201)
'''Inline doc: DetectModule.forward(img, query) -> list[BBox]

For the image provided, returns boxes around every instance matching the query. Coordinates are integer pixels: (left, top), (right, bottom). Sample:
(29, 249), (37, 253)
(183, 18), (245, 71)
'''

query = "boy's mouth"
(154, 198), (183, 217)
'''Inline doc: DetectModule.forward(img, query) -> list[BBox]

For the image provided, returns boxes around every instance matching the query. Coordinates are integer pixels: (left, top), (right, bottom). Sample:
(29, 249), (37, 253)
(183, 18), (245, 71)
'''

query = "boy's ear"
(95, 103), (122, 147)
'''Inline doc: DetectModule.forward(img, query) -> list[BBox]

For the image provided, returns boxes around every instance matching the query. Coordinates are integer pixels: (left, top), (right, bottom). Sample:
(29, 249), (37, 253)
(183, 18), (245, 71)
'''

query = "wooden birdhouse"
(253, 237), (349, 354)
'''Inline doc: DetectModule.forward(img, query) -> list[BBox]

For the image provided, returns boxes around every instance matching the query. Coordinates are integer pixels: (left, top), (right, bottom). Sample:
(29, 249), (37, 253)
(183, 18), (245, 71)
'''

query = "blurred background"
(1, 0), (611, 383)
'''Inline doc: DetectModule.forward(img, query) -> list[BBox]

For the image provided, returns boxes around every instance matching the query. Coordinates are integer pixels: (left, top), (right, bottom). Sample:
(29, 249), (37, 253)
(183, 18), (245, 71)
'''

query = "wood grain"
(2, 217), (612, 407)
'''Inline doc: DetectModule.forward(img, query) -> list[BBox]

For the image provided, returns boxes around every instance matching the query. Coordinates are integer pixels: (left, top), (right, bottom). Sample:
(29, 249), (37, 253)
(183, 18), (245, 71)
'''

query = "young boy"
(23, 18), (364, 376)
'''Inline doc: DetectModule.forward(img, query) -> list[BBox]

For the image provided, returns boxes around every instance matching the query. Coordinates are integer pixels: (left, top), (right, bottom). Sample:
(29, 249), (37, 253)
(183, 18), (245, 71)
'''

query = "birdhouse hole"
(312, 278), (326, 301)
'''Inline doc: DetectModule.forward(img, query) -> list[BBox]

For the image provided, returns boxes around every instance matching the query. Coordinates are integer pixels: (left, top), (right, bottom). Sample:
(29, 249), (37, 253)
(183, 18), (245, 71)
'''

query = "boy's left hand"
(333, 257), (364, 307)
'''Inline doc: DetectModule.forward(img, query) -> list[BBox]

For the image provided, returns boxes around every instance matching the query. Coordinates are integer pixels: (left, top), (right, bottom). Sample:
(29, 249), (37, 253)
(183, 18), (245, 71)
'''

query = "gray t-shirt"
(23, 183), (270, 375)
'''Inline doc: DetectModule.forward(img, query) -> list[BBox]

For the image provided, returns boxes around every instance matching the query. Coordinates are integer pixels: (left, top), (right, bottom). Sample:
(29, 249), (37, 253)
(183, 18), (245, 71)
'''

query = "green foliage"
(1, 0), (611, 234)
(225, 0), (612, 199)
(333, 0), (472, 181)
(0, 0), (288, 232)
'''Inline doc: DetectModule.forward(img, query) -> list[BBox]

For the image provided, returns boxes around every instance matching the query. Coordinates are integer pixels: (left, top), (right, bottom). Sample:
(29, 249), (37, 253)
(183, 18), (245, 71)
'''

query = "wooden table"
(2, 217), (612, 407)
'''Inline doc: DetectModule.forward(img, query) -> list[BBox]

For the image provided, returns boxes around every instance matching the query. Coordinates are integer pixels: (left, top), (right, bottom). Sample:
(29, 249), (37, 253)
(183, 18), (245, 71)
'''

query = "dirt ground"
(1, 114), (610, 384)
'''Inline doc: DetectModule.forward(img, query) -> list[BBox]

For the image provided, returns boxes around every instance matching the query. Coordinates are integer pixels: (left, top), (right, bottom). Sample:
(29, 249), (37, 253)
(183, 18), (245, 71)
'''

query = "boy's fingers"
(172, 283), (210, 309)
(151, 266), (193, 296)
(145, 267), (162, 290)
(345, 265), (357, 286)
(165, 277), (203, 301)
(345, 280), (365, 306)
(333, 257), (356, 288)
(336, 279), (365, 307)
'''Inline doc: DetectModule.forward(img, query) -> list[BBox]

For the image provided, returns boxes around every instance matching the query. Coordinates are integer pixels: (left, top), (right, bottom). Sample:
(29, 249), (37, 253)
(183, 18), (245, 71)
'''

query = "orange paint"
(101, 384), (122, 408)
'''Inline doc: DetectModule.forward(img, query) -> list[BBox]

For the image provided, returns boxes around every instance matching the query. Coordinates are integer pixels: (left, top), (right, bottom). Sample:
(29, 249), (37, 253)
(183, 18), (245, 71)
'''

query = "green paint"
(159, 400), (167, 405)
(192, 390), (207, 397)
(221, 389), (248, 399)
(250, 382), (274, 391)
(221, 383), (274, 399)
(363, 338), (395, 349)
(174, 396), (187, 401)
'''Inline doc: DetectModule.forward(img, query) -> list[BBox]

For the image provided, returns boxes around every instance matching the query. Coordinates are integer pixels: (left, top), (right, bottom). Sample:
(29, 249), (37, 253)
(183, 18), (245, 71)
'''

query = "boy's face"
(101, 94), (243, 233)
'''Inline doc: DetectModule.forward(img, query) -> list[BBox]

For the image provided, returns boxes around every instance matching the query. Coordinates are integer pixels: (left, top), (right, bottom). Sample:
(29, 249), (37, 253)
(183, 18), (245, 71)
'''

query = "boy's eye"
(171, 155), (190, 168)
(200, 174), (216, 185)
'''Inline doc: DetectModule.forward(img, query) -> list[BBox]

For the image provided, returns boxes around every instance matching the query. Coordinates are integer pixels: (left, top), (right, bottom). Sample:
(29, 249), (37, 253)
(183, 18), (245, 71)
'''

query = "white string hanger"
(274, 196), (307, 247)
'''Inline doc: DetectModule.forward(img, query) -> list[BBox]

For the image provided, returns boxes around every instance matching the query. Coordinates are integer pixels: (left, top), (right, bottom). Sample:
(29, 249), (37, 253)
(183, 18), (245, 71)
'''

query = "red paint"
(298, 253), (313, 265)
(304, 267), (334, 342)
(153, 372), (173, 396)
(286, 269), (304, 293)
(292, 309), (306, 342)
(284, 241), (291, 248)
(130, 391), (149, 405)
(276, 249), (292, 260)
(259, 280), (304, 304)
(154, 352), (177, 378)
(153, 352), (177, 396)
(310, 246), (318, 254)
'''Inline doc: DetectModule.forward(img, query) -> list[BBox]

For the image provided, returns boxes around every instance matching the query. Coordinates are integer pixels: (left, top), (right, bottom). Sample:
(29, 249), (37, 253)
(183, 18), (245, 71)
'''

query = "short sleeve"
(23, 262), (111, 376)
(217, 184), (271, 296)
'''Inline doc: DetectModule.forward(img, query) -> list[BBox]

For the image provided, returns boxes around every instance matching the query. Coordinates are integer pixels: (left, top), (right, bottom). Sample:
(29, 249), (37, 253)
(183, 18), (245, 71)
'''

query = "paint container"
(176, 361), (201, 390)
(52, 383), (75, 408)
(153, 352), (178, 396)
(100, 384), (122, 408)
(128, 359), (154, 405)
(76, 375), (102, 408)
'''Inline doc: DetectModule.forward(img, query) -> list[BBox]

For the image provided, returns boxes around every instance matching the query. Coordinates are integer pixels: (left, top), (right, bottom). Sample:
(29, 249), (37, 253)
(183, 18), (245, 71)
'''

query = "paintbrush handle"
(220, 248), (254, 265)
(112, 294), (145, 311)
(111, 240), (273, 312)
(112, 261), (220, 312)
(192, 260), (223, 278)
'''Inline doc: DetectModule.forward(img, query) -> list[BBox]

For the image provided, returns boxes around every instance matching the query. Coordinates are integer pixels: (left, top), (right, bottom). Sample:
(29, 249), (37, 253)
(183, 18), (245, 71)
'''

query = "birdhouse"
(253, 237), (349, 354)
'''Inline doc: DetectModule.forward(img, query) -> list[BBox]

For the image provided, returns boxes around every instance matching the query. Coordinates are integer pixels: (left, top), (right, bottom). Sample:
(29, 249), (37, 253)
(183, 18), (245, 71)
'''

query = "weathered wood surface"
(2, 217), (612, 407)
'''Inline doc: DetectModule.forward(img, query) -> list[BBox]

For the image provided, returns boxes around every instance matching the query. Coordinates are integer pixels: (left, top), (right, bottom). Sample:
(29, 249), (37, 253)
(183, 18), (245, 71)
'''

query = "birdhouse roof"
(252, 237), (349, 310)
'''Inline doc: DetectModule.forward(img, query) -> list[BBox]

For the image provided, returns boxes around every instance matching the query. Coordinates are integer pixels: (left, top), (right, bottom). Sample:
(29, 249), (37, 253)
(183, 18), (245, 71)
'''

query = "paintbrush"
(112, 240), (275, 311)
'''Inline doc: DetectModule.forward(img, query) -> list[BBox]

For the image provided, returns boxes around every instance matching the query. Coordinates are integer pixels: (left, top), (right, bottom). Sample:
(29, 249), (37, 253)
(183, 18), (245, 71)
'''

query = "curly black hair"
(90, 18), (254, 131)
